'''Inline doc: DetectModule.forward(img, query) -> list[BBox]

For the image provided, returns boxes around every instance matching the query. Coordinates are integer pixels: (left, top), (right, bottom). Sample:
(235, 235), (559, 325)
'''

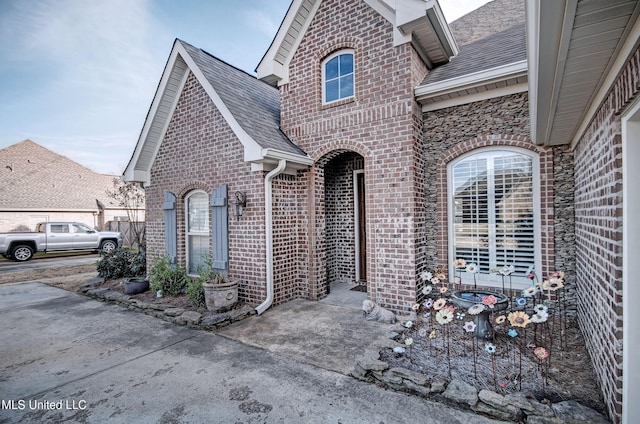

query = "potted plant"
(197, 262), (238, 313)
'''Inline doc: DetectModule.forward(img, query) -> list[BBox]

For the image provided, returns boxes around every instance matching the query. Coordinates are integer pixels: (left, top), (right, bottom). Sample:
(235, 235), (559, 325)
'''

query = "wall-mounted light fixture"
(234, 191), (247, 220)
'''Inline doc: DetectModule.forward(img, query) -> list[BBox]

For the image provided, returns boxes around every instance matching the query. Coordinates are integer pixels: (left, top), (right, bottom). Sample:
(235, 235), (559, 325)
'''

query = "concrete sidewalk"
(0, 283), (505, 423)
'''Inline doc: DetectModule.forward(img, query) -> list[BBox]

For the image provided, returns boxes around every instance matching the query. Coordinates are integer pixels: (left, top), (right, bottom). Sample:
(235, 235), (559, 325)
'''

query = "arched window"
(185, 190), (209, 275)
(448, 148), (541, 287)
(322, 50), (354, 104)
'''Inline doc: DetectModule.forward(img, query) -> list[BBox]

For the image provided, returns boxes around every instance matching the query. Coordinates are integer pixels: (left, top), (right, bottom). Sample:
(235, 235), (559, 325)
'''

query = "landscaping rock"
(472, 400), (522, 421)
(429, 380), (447, 393)
(356, 356), (388, 372)
(442, 379), (478, 406)
(87, 288), (109, 297)
(505, 391), (554, 417)
(474, 390), (522, 421)
(163, 308), (184, 317)
(177, 311), (202, 326)
(403, 380), (432, 397)
(551, 400), (609, 424)
(388, 367), (428, 386)
(526, 416), (563, 424)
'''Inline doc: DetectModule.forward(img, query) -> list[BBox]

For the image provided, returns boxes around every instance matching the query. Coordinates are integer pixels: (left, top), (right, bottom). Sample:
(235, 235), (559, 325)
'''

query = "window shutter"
(162, 191), (177, 264)
(210, 184), (229, 274)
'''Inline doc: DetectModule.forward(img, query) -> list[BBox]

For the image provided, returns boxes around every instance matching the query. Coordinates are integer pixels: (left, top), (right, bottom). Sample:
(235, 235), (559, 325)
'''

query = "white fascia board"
(421, 81), (528, 112)
(124, 42), (188, 185)
(424, 0), (458, 57)
(525, 0), (540, 145)
(245, 147), (313, 167)
(416, 60), (528, 99)
(525, 0), (577, 146)
(256, 0), (321, 86)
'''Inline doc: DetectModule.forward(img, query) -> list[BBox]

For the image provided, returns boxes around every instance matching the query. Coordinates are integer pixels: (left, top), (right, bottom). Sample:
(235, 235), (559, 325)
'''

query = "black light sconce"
(234, 191), (247, 219)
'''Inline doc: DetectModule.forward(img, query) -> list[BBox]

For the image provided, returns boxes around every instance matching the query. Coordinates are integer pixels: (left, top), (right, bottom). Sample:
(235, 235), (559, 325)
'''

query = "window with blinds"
(186, 190), (210, 275)
(449, 149), (537, 285)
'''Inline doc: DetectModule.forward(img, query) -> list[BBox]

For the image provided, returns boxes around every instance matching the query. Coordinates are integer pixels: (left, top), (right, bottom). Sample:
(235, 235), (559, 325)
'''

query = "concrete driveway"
(0, 283), (504, 423)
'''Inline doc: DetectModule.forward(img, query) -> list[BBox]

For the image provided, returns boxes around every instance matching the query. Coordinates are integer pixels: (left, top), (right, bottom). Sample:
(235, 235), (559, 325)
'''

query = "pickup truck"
(0, 222), (123, 261)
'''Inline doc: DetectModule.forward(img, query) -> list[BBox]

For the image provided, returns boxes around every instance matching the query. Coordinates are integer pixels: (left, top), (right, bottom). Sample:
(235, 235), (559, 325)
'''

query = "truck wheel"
(100, 240), (117, 254)
(11, 245), (34, 261)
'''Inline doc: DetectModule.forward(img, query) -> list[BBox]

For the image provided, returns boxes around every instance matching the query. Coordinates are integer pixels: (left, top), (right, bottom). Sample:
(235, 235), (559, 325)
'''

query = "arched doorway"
(317, 150), (367, 298)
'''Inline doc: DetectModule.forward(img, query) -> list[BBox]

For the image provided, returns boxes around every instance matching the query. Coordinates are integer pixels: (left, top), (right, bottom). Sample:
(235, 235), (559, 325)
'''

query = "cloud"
(242, 8), (279, 38)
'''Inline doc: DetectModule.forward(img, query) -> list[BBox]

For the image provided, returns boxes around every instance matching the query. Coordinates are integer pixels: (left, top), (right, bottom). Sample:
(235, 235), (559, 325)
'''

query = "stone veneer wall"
(146, 72), (268, 306)
(279, 0), (429, 313)
(571, 45), (640, 424)
(421, 93), (575, 301)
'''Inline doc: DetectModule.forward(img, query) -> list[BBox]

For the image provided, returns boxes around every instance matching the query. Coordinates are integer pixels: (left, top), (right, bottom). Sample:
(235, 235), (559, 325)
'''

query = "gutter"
(255, 159), (287, 315)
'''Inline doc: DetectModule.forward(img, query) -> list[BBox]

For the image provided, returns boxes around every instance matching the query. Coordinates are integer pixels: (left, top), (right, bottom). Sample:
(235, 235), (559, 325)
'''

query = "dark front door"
(357, 172), (367, 282)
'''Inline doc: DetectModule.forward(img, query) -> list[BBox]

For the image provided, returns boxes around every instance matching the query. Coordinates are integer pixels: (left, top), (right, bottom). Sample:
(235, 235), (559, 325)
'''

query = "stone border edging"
(350, 339), (609, 424)
(78, 280), (255, 330)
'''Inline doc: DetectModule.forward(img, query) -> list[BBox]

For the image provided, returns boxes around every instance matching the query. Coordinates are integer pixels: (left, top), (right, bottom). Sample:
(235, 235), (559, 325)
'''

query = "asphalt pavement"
(0, 282), (504, 423)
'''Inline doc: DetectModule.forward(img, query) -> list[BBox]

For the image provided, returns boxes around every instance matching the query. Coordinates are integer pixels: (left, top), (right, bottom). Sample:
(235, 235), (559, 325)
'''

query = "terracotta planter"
(203, 278), (238, 312)
(123, 278), (149, 295)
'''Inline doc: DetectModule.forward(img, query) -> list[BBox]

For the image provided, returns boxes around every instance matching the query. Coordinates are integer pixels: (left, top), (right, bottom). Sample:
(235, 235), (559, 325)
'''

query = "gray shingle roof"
(421, 22), (526, 85)
(180, 40), (307, 157)
(0, 140), (121, 210)
(449, 0), (526, 47)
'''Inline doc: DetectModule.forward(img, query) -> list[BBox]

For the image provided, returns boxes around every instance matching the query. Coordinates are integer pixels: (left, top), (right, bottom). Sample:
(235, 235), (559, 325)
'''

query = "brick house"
(124, 0), (639, 421)
(0, 140), (143, 234)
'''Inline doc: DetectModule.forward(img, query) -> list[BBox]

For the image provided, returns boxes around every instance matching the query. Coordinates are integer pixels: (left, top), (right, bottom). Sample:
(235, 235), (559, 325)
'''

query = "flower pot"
(203, 278), (238, 312)
(123, 278), (149, 295)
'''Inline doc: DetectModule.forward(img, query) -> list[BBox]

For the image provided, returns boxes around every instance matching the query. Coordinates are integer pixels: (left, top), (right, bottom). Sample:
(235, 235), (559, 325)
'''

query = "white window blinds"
(451, 150), (536, 283)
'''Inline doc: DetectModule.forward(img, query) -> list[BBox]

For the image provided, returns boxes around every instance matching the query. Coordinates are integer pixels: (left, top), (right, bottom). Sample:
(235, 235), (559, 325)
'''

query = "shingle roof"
(180, 41), (307, 157)
(0, 140), (121, 210)
(421, 22), (526, 85)
(449, 0), (525, 47)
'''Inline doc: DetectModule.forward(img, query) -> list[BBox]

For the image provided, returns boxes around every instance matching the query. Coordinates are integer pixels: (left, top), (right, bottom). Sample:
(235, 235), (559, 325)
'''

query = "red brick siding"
(572, 46), (640, 423)
(280, 0), (428, 313)
(146, 72), (267, 305)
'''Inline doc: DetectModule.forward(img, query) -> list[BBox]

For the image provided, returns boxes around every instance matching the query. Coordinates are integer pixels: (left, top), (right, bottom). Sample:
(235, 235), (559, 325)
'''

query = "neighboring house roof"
(415, 0), (528, 111)
(256, 0), (457, 86)
(526, 0), (640, 146)
(0, 140), (122, 211)
(449, 0), (526, 47)
(124, 39), (312, 186)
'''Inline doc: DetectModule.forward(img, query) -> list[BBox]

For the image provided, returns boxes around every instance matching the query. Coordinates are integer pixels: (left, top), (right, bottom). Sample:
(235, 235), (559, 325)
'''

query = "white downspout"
(255, 159), (287, 315)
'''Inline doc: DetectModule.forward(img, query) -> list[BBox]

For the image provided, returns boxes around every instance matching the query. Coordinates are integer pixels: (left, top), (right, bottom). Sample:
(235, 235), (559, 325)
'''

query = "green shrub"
(148, 256), (188, 297)
(186, 278), (205, 307)
(97, 248), (146, 280)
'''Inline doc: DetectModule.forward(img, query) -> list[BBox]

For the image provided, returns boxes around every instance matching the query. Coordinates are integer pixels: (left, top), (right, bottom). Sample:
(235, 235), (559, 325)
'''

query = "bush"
(97, 248), (146, 280)
(148, 256), (188, 297)
(186, 279), (205, 307)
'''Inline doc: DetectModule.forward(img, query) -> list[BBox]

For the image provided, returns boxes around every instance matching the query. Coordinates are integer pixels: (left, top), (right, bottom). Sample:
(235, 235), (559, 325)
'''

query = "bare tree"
(106, 177), (146, 252)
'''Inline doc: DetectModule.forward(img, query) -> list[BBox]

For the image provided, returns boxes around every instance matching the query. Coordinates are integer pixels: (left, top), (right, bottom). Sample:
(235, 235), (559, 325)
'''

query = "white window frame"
(322, 49), (355, 105)
(447, 147), (542, 289)
(185, 190), (210, 276)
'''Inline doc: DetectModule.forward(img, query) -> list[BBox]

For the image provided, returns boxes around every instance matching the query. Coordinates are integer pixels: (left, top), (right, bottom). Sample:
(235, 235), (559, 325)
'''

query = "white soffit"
(527, 0), (640, 146)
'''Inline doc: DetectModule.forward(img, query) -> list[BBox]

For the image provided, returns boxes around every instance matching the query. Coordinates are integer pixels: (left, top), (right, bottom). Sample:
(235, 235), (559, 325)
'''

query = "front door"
(355, 171), (367, 282)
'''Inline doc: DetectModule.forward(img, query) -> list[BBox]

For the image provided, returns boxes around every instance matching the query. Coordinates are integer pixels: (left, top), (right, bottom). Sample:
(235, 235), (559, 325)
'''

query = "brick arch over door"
(434, 135), (555, 281)
(308, 143), (372, 300)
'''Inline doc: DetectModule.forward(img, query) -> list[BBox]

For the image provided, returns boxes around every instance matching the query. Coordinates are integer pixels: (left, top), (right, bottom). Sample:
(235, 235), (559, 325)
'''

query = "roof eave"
(525, 0), (577, 147)
(416, 60), (528, 111)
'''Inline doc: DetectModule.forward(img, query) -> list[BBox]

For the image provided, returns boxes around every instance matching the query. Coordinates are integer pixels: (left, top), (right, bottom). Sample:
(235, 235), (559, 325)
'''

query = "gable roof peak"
(257, 0), (458, 86)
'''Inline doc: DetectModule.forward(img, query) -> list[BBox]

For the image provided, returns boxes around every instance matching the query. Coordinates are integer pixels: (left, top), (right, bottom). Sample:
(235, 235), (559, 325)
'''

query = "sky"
(0, 0), (490, 175)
